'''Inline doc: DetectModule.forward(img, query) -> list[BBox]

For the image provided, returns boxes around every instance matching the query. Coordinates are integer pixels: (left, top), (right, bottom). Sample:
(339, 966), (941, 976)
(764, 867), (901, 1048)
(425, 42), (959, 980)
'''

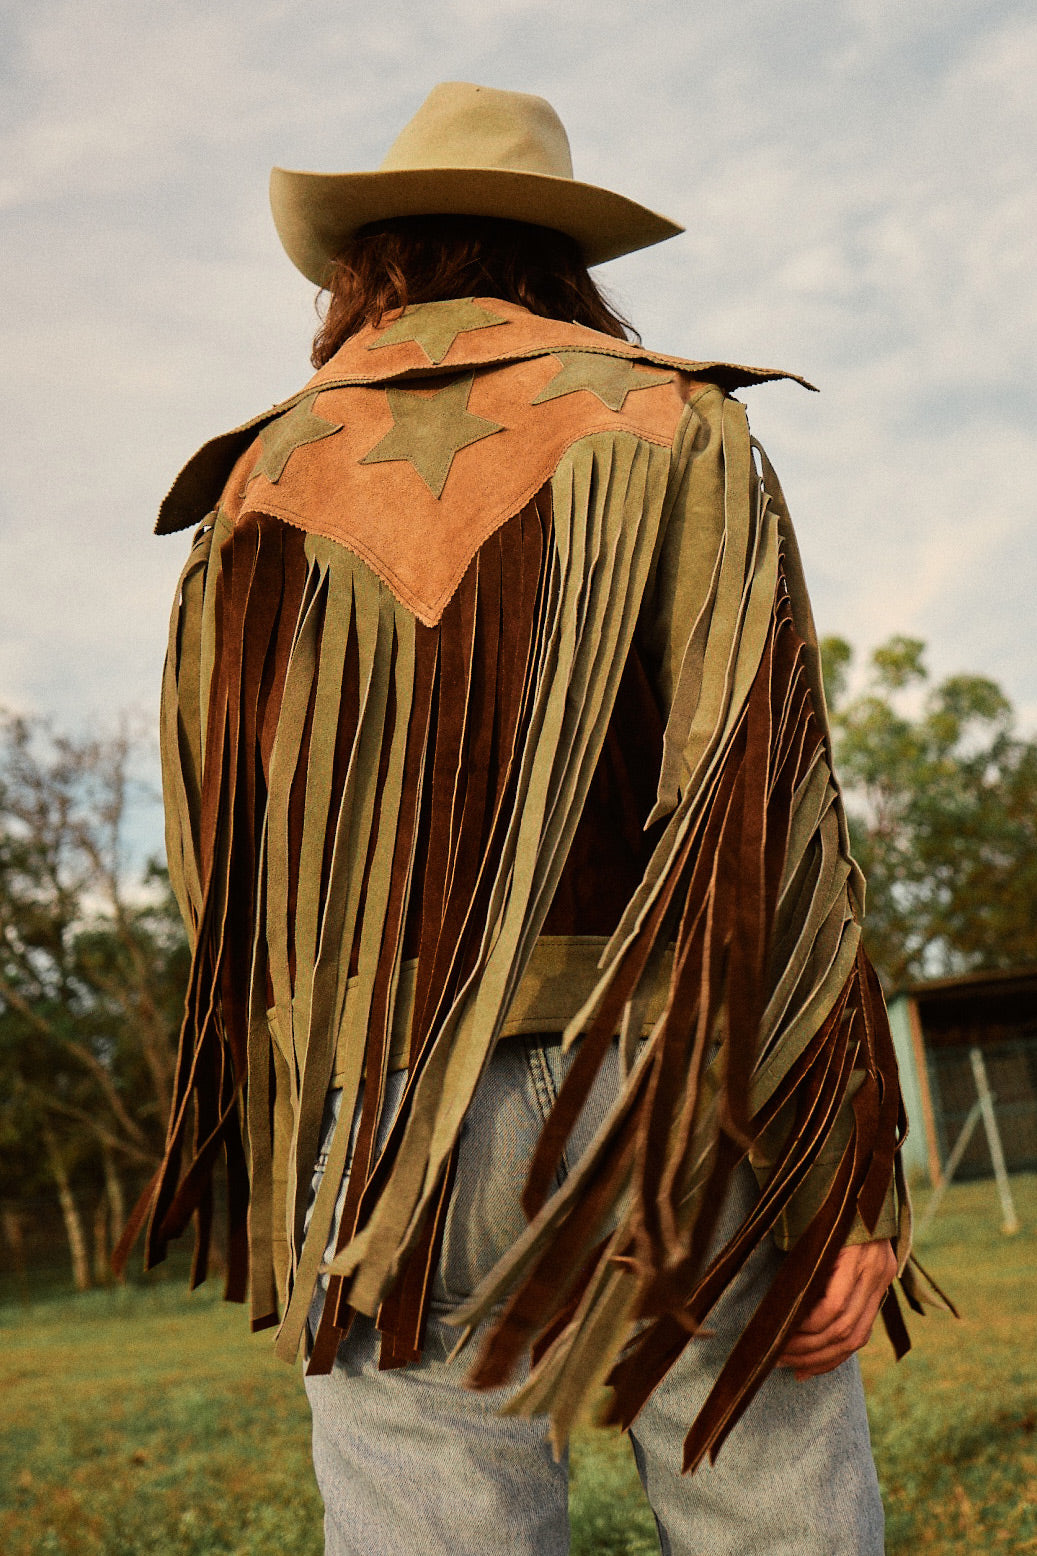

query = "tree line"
(2, 636), (1035, 1290)
(820, 635), (1037, 987)
(0, 716), (187, 1292)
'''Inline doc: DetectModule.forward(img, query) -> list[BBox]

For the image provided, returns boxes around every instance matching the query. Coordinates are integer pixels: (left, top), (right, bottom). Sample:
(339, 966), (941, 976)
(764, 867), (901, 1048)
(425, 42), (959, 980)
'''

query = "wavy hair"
(311, 214), (636, 367)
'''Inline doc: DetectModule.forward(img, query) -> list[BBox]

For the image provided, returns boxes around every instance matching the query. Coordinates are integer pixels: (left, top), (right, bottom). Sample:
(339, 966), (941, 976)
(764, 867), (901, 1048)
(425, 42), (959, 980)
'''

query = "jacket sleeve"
(637, 382), (900, 1252)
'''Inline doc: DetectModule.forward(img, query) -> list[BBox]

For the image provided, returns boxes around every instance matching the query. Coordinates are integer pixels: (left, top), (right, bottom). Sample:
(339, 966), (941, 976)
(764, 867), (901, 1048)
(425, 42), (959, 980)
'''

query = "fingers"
(778, 1301), (879, 1380)
(780, 1243), (889, 1351)
(775, 1240), (897, 1380)
(784, 1251), (861, 1337)
(788, 1241), (897, 1345)
(778, 1295), (875, 1375)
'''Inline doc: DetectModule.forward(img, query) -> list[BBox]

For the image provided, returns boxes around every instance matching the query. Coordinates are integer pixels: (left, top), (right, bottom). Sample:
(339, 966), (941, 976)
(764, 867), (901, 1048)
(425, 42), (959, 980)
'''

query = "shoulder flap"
(215, 350), (690, 625)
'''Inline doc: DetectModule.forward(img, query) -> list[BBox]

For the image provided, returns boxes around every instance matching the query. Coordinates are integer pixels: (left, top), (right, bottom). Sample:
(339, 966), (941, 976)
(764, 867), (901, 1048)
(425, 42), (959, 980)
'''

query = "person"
(124, 81), (946, 1555)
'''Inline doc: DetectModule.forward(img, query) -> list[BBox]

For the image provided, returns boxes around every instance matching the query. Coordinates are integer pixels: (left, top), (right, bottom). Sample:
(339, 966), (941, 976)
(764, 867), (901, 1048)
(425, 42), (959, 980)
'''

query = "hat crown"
(378, 82), (574, 180)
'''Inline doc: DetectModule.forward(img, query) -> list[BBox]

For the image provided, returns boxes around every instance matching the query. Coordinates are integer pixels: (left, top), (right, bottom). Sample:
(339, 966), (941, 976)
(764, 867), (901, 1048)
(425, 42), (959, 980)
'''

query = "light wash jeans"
(304, 1035), (885, 1555)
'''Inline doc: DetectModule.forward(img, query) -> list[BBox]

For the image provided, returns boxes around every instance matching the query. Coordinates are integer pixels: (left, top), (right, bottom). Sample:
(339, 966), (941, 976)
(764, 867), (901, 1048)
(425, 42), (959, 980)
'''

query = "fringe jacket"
(136, 296), (940, 1470)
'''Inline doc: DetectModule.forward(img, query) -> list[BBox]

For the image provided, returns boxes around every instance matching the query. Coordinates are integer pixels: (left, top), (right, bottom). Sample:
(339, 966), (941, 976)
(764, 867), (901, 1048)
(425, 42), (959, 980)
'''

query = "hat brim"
(269, 165), (684, 285)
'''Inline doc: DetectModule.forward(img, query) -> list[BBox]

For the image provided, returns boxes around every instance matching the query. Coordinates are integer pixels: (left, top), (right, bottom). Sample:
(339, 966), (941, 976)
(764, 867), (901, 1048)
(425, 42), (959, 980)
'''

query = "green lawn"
(2, 1176), (1034, 1554)
(858, 1174), (1037, 1554)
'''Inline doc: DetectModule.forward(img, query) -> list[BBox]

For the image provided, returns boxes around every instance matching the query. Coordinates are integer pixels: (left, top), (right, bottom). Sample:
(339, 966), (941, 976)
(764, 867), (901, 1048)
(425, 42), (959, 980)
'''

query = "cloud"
(2, 0), (1034, 774)
(0, 3), (294, 208)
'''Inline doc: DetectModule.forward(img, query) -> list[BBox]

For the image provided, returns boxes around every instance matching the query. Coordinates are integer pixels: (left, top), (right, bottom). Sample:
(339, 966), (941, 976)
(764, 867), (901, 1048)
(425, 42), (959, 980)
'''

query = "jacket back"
(144, 297), (917, 1469)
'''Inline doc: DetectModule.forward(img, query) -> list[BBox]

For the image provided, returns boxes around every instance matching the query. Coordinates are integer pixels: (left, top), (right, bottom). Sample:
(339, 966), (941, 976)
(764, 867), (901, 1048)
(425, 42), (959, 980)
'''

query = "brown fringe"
(463, 547), (907, 1468)
(129, 400), (919, 1467)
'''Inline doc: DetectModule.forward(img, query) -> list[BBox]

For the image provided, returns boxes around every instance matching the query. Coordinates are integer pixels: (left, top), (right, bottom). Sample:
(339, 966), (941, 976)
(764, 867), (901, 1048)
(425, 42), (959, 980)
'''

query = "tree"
(0, 712), (188, 1287)
(820, 635), (1037, 988)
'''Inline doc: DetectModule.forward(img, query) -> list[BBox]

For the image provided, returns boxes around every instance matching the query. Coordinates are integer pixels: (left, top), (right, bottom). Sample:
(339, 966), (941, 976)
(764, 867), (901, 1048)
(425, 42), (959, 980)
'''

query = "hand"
(775, 1238), (897, 1381)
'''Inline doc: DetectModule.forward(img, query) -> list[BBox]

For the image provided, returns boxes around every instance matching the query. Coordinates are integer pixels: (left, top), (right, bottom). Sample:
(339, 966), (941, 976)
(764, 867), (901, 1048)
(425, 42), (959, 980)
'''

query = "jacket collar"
(307, 297), (816, 392)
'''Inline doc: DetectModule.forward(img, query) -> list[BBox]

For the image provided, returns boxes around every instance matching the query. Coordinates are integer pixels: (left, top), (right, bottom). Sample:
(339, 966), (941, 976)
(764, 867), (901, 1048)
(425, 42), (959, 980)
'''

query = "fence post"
(969, 1046), (1020, 1235)
(915, 1099), (982, 1237)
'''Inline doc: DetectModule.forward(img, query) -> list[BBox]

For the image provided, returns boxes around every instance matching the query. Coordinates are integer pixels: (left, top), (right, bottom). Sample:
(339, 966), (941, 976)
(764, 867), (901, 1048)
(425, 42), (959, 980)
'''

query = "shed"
(887, 968), (1037, 1186)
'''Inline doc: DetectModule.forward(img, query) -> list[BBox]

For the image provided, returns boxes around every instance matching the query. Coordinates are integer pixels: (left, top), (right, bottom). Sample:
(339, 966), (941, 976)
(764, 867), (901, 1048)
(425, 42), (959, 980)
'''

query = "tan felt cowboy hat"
(270, 81), (684, 285)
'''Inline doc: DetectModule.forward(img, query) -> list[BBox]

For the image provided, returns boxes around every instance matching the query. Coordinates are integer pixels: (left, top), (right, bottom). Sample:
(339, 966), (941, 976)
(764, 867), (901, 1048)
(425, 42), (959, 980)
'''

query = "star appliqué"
(368, 300), (506, 365)
(360, 374), (503, 498)
(532, 352), (673, 411)
(253, 393), (343, 483)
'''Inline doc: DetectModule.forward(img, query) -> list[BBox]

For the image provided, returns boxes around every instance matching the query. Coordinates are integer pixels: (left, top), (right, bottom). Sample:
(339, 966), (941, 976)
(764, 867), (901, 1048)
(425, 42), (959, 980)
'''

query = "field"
(1, 1175), (1034, 1555)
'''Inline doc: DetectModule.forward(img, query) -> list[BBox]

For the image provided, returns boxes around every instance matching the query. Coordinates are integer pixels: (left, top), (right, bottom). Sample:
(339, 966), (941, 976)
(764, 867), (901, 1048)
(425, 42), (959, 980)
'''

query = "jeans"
(304, 1035), (885, 1555)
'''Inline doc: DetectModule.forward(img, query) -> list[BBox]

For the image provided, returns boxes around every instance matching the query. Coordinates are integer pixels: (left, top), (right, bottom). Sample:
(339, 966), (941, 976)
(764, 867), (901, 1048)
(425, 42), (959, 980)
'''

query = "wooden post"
(102, 1147), (127, 1285)
(907, 996), (943, 1186)
(43, 1126), (91, 1291)
(916, 1100), (982, 1237)
(969, 1046), (1020, 1235)
(1, 1206), (31, 1308)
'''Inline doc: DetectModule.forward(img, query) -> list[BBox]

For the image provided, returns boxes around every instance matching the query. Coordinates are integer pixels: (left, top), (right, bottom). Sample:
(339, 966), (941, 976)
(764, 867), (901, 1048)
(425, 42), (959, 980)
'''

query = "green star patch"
(532, 352), (673, 412)
(368, 300), (506, 365)
(252, 392), (343, 484)
(360, 374), (503, 498)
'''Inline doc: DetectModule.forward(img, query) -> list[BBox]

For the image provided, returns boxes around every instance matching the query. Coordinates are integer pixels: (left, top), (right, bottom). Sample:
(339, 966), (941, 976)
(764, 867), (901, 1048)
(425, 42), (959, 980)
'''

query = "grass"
(1, 1175), (1034, 1554)
(858, 1173), (1037, 1554)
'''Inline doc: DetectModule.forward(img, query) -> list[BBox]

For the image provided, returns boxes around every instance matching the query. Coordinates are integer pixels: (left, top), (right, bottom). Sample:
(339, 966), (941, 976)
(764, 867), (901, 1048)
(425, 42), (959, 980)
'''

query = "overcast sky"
(3, 0), (1034, 829)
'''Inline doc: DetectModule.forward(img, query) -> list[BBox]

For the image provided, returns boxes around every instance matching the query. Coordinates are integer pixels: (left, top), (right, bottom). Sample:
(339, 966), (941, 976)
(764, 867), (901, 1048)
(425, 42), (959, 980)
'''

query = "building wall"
(888, 994), (932, 1183)
(889, 975), (1037, 1187)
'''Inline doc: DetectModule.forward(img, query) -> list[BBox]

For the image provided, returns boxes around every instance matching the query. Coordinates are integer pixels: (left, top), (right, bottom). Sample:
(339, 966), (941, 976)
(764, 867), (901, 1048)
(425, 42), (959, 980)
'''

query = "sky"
(2, 0), (1035, 842)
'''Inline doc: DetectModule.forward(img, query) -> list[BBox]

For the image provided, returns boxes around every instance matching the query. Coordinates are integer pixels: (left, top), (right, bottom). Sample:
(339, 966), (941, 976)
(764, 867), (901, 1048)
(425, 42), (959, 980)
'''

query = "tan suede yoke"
(221, 352), (687, 625)
(155, 298), (814, 537)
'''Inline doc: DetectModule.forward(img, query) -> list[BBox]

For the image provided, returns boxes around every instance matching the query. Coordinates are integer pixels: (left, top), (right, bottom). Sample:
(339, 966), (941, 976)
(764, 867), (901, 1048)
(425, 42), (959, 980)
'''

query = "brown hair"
(311, 214), (637, 367)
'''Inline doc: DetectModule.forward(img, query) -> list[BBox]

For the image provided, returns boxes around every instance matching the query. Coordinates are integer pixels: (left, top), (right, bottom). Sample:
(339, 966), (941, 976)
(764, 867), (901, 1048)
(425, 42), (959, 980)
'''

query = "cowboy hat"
(270, 81), (684, 285)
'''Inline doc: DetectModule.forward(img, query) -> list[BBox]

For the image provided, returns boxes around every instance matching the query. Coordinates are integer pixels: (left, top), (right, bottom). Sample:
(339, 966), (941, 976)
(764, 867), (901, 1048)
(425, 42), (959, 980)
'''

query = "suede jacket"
(139, 297), (930, 1469)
